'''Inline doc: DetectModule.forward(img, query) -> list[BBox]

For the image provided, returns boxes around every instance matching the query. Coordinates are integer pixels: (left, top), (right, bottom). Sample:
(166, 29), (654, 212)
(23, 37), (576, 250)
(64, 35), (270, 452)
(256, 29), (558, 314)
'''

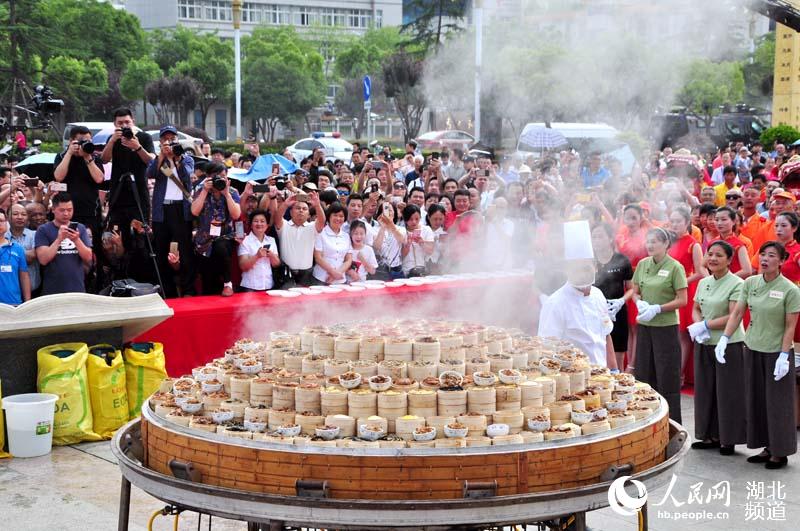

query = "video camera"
(32, 85), (64, 114)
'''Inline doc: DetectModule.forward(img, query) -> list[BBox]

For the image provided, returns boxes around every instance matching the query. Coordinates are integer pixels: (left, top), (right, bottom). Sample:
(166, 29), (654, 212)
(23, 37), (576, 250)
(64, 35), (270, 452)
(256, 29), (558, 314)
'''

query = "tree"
(760, 125), (800, 151)
(242, 27), (325, 141)
(170, 36), (233, 129)
(335, 77), (388, 139)
(401, 0), (468, 53)
(145, 75), (199, 125)
(743, 31), (775, 106)
(383, 51), (426, 142)
(44, 55), (108, 120)
(676, 59), (745, 130)
(120, 57), (163, 125)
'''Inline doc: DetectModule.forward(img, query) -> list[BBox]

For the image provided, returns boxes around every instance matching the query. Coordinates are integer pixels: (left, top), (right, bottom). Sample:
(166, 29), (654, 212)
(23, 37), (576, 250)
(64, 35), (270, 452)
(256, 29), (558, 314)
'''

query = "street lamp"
(232, 0), (242, 142)
(473, 0), (482, 142)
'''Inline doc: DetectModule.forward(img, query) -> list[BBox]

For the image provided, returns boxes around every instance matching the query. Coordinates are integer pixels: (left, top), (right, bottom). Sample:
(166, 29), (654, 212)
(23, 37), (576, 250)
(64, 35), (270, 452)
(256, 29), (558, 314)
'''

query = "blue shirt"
(0, 241), (28, 305)
(146, 155), (195, 223)
(581, 166), (610, 188)
(5, 228), (40, 290)
(497, 168), (519, 183)
(34, 221), (91, 295)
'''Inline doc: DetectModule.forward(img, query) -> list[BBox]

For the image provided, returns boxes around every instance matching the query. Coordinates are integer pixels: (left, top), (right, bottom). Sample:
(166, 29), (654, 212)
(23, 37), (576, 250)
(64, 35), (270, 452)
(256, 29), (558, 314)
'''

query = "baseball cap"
(302, 182), (319, 192)
(159, 125), (178, 138)
(772, 190), (796, 203)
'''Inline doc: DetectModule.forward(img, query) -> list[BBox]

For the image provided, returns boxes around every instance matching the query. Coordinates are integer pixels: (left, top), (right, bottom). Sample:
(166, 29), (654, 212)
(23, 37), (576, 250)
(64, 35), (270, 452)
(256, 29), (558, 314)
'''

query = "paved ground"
(0, 394), (797, 530)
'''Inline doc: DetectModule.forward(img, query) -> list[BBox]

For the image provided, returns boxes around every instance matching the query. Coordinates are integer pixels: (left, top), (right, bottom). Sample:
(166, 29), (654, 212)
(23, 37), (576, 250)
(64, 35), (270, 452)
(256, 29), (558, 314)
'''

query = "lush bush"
(760, 125), (800, 150)
(210, 141), (295, 155)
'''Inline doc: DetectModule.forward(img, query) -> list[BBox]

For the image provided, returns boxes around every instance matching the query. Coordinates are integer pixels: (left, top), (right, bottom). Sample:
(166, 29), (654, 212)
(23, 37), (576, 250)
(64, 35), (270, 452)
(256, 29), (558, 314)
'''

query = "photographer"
(147, 125), (196, 298)
(238, 209), (280, 292)
(101, 108), (155, 255)
(273, 191), (326, 287)
(191, 162), (241, 296)
(34, 192), (93, 295)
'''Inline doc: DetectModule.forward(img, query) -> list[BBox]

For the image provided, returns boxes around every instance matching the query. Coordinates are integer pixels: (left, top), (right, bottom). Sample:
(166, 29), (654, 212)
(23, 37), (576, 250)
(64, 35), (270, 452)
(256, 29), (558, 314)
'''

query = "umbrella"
(791, 138), (800, 147)
(14, 152), (58, 182)
(519, 126), (568, 150)
(92, 127), (117, 146)
(228, 154), (298, 182)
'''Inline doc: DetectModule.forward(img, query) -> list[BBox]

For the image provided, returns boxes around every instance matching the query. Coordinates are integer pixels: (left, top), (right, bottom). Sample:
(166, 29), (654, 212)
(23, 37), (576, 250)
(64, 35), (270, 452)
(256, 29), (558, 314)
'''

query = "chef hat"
(563, 220), (594, 261)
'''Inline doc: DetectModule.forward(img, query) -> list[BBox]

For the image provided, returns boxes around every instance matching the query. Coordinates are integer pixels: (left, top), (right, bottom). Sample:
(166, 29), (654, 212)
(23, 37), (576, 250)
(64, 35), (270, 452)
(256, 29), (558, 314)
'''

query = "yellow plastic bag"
(124, 342), (167, 418)
(87, 344), (129, 439)
(0, 380), (11, 458)
(37, 343), (101, 445)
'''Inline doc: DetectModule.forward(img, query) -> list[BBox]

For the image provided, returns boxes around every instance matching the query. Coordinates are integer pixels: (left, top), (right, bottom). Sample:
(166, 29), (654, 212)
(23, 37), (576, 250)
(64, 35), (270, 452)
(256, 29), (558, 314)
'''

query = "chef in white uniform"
(538, 221), (617, 368)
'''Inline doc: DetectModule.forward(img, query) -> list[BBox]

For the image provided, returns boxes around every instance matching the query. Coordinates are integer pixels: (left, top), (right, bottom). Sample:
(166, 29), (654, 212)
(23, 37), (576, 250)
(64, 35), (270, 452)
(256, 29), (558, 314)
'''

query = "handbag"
(273, 263), (296, 289)
(100, 279), (160, 297)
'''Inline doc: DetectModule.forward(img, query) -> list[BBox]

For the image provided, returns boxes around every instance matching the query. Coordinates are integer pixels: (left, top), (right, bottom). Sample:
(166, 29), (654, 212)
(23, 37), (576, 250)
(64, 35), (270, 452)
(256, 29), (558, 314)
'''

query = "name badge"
(657, 269), (669, 277)
(209, 225), (222, 237)
(769, 290), (784, 300)
(0, 265), (12, 273)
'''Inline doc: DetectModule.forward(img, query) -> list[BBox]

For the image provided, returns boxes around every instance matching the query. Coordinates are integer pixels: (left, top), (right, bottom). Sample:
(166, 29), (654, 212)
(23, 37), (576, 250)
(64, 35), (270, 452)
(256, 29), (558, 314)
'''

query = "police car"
(286, 132), (354, 164)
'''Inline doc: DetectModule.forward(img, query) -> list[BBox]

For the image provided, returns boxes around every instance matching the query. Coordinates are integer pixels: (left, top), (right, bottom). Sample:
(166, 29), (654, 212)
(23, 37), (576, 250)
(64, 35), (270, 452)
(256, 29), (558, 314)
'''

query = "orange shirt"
(690, 224), (702, 244)
(738, 233), (754, 258)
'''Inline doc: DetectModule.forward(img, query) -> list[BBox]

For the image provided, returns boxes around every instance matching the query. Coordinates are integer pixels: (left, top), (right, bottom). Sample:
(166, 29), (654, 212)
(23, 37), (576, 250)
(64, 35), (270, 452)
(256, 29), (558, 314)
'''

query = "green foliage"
(44, 55), (108, 120)
(242, 27), (326, 141)
(383, 51), (426, 141)
(209, 141), (296, 155)
(120, 57), (163, 101)
(334, 27), (404, 79)
(760, 125), (800, 150)
(743, 31), (775, 103)
(676, 59), (745, 127)
(401, 0), (468, 53)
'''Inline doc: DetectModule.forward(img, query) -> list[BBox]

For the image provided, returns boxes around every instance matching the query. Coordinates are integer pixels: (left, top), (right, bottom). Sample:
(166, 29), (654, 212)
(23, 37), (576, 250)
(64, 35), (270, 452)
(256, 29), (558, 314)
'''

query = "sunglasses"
(725, 195), (740, 200)
(337, 190), (350, 196)
(393, 183), (406, 189)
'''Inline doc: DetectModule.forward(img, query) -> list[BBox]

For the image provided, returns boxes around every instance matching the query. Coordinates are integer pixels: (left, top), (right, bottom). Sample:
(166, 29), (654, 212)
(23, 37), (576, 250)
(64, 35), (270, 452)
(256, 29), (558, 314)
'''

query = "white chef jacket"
(537, 283), (613, 366)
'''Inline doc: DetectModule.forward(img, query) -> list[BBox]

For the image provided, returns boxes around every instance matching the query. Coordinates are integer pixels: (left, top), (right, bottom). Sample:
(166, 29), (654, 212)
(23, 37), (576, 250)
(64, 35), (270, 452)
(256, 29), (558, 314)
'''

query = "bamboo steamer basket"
(295, 412), (325, 434)
(435, 438), (466, 448)
(202, 392), (229, 411)
(158, 378), (175, 394)
(465, 435), (492, 447)
(626, 405), (652, 421)
(437, 389), (467, 416)
(268, 408), (297, 430)
(391, 379), (419, 393)
(378, 439), (407, 449)
(563, 367), (586, 393)
(407, 440), (435, 448)
(463, 343), (487, 358)
(379, 408), (408, 433)
(508, 349), (529, 369)
(407, 388), (436, 409)
(351, 360), (378, 378)
(467, 386), (496, 416)
(413, 336), (441, 356)
(250, 377), (274, 398)
(359, 336), (385, 361)
(294, 384), (321, 415)
(492, 434), (523, 446)
(438, 334), (464, 349)
(383, 337), (413, 361)
(520, 381), (543, 407)
(154, 404), (177, 418)
(300, 326), (328, 350)
(301, 354), (328, 375)
(581, 420), (611, 435)
(221, 427), (253, 440)
(419, 376), (442, 391)
(495, 384), (521, 411)
(313, 332), (336, 353)
(324, 414), (356, 438)
(426, 416), (455, 439)
(457, 413), (488, 435)
(534, 376), (556, 396)
(493, 409), (524, 434)
(229, 374), (253, 402)
(634, 395), (661, 411)
(560, 396), (586, 412)
(269, 348), (293, 367)
(283, 351), (305, 373)
(378, 360), (408, 380)
(484, 339), (503, 355)
(377, 389), (408, 409)
(335, 335), (361, 354)
(274, 369), (301, 385)
(592, 386), (613, 404)
(408, 406), (437, 419)
(521, 405), (550, 423)
(546, 400), (573, 424)
(324, 359), (351, 377)
(395, 415), (426, 440)
(542, 393), (556, 406)
(550, 373), (570, 396)
(407, 361), (438, 381)
(576, 389), (602, 409)
(348, 389), (378, 418)
(465, 357), (491, 376)
(438, 359), (466, 376)
(520, 431), (544, 444)
(166, 411), (192, 426)
(334, 349), (360, 362)
(525, 348), (542, 365)
(589, 375), (613, 390)
(458, 330), (479, 345)
(272, 383), (297, 411)
(319, 387), (348, 416)
(488, 354), (513, 373)
(357, 415), (388, 433)
(440, 347), (466, 363)
(244, 406), (270, 423)
(262, 435), (294, 445)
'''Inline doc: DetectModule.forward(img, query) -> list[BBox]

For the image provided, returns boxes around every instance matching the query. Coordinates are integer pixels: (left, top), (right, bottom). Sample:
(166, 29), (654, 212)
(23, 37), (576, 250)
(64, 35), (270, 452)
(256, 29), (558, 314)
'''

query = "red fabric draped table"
(135, 273), (536, 377)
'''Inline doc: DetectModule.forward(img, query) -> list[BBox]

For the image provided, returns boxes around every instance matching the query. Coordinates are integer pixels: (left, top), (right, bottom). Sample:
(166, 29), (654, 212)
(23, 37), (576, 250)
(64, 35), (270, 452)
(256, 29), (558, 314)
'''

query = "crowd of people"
(1, 107), (799, 467)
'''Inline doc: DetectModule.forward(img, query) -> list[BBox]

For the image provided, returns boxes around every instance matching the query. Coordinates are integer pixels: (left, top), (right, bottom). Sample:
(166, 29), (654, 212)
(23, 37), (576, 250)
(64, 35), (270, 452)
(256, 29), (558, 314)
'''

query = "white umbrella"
(519, 126), (568, 151)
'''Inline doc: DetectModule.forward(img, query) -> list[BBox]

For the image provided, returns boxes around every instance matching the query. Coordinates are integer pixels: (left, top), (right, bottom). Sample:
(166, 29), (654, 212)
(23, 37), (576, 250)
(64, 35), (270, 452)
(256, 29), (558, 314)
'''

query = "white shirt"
(429, 227), (447, 264)
(313, 225), (351, 284)
(164, 173), (183, 201)
(484, 218), (514, 270)
(343, 217), (376, 246)
(401, 225), (434, 274)
(350, 244), (378, 282)
(377, 226), (406, 268)
(238, 232), (278, 290)
(537, 283), (613, 366)
(278, 220), (318, 270)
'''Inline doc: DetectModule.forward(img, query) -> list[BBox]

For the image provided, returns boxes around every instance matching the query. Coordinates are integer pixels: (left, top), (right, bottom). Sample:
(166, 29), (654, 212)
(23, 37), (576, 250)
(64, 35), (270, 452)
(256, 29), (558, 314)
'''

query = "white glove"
(636, 303), (662, 323)
(635, 299), (649, 314)
(715, 335), (729, 364)
(606, 298), (625, 321)
(774, 352), (790, 381)
(687, 321), (710, 344)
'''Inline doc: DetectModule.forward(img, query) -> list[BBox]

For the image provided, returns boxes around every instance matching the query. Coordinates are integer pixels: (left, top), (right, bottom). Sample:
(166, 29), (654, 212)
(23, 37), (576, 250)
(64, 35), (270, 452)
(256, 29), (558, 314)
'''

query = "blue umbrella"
(14, 152), (58, 181)
(92, 127), (117, 146)
(228, 154), (298, 182)
(519, 126), (568, 151)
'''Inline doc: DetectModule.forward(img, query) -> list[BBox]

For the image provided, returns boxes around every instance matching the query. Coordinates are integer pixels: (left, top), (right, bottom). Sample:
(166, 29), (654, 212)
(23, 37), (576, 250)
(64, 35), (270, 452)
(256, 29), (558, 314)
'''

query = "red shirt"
(712, 235), (746, 273)
(780, 240), (800, 284)
(615, 226), (648, 268)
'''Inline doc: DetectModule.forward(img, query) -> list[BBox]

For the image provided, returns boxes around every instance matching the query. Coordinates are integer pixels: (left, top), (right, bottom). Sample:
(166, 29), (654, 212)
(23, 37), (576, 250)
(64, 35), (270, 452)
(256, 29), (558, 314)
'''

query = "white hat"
(563, 220), (594, 261)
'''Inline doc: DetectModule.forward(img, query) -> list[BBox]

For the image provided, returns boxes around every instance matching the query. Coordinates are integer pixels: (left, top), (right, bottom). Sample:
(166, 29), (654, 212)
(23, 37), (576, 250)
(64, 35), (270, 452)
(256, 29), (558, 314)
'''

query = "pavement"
(0, 394), (797, 531)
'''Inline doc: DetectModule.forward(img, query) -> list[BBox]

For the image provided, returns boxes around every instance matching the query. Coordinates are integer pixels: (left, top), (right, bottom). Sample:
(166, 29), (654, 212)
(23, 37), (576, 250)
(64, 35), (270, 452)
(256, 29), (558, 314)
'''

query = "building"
(114, 0), (402, 140)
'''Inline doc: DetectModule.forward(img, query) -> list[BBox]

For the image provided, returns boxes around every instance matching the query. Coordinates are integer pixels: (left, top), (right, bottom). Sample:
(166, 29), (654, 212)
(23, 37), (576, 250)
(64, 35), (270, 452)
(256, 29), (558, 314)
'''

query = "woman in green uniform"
(632, 227), (688, 423)
(689, 241), (745, 455)
(718, 241), (799, 469)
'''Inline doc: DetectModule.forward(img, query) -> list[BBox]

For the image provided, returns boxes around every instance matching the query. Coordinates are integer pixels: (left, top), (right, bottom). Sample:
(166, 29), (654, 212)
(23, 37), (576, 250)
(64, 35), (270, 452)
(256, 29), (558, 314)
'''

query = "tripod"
(125, 172), (165, 298)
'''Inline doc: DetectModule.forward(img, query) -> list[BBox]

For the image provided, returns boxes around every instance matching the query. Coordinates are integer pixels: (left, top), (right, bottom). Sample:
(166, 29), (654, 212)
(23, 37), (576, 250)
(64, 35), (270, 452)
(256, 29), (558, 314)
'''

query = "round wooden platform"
(141, 398), (671, 501)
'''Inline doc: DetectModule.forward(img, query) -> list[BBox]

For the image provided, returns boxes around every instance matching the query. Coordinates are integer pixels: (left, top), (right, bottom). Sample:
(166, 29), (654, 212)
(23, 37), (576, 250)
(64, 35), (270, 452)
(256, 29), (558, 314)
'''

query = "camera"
(275, 176), (288, 191)
(121, 127), (134, 140)
(169, 142), (185, 157)
(32, 85), (64, 114)
(77, 139), (95, 154)
(212, 176), (226, 191)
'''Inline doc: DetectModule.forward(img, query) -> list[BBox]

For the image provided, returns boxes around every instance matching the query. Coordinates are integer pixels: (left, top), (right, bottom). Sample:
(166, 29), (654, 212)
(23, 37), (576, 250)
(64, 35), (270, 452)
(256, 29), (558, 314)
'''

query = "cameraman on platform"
(53, 125), (105, 290)
(101, 108), (155, 259)
(147, 125), (195, 298)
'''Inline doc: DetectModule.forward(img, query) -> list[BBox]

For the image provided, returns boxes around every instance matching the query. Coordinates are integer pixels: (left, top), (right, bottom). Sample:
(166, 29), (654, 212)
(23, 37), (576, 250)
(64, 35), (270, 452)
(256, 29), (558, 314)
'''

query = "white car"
(146, 130), (204, 155)
(286, 132), (353, 164)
